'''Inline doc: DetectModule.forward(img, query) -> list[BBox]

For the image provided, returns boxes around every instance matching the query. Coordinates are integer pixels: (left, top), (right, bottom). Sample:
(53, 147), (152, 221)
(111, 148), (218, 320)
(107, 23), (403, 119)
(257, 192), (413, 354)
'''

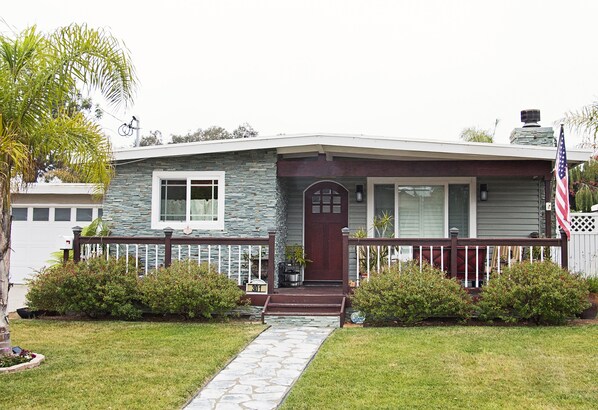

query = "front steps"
(262, 294), (346, 328)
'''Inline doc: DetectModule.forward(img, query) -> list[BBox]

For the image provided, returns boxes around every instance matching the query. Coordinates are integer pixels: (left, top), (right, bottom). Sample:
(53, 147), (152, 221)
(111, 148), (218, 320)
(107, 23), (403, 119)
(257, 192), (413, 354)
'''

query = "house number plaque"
(245, 279), (268, 294)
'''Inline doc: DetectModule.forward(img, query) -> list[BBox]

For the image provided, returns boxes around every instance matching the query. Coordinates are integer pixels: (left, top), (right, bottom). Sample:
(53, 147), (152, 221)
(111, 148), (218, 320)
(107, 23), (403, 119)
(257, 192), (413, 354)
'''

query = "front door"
(304, 181), (348, 281)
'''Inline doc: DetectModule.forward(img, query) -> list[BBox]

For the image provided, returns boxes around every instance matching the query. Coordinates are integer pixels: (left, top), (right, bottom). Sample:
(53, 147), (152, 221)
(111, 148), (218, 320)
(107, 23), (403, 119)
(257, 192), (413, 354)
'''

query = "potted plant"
(284, 244), (311, 270)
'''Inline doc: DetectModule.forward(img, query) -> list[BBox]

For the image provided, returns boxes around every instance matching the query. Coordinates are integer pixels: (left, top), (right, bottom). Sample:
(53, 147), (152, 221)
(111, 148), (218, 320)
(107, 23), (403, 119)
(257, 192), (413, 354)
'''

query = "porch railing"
(69, 226), (276, 292)
(342, 227), (569, 294)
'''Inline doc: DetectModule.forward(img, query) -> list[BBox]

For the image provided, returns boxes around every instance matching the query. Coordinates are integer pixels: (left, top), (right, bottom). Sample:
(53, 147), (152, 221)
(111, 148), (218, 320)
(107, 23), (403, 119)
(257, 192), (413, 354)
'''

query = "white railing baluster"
(228, 245), (232, 279)
(208, 245), (211, 266)
(154, 245), (158, 269)
(219, 245), (222, 274)
(248, 245), (252, 283)
(429, 246), (434, 267)
(178, 245), (181, 261)
(366, 246), (370, 280)
(376, 246), (381, 273)
(198, 245), (201, 264)
(464, 245), (469, 288)
(116, 244), (119, 259)
(440, 246), (444, 271)
(257, 245), (262, 280)
(508, 247), (512, 268)
(145, 245), (148, 275)
(540, 246), (544, 262)
(356, 246), (361, 286)
(238, 246), (242, 285)
(388, 246), (392, 269)
(106, 244), (110, 261)
(419, 246), (423, 272)
(486, 247), (490, 284)
(497, 246), (502, 275)
(125, 244), (129, 273)
(135, 245), (139, 273)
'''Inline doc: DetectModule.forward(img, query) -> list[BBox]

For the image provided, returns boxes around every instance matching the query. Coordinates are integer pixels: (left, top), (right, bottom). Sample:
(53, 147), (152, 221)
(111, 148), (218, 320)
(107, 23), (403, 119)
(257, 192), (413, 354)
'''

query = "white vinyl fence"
(568, 213), (598, 276)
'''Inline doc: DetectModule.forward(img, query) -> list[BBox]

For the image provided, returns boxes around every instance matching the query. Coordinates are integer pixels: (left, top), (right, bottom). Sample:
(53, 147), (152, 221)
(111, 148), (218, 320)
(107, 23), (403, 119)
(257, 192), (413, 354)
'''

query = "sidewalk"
(185, 326), (333, 410)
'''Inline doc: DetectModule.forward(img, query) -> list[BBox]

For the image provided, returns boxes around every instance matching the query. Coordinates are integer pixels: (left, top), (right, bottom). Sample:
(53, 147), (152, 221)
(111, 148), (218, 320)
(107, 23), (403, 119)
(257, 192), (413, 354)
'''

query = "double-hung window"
(151, 171), (225, 230)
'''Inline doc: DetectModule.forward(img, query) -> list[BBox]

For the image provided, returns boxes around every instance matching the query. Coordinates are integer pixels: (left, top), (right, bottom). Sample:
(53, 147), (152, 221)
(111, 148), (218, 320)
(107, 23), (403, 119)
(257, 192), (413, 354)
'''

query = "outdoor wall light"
(356, 185), (364, 203)
(480, 184), (488, 201)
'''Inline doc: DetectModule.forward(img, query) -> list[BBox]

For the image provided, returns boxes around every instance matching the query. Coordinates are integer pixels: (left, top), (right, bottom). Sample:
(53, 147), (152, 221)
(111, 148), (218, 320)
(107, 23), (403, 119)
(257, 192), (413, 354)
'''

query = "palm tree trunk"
(0, 177), (12, 355)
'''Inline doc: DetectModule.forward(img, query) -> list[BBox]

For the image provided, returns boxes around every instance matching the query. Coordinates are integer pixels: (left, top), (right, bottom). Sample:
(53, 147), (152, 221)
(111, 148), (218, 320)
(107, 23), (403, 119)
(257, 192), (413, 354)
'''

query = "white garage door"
(10, 205), (102, 284)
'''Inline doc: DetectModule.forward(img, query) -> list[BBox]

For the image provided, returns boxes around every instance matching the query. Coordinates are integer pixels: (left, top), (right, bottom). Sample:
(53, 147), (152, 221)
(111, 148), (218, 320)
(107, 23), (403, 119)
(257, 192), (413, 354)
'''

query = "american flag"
(555, 124), (570, 239)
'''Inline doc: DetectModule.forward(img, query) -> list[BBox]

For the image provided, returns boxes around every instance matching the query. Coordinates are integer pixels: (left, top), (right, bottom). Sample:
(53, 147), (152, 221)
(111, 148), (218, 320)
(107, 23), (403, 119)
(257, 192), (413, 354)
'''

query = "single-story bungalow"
(103, 120), (591, 294)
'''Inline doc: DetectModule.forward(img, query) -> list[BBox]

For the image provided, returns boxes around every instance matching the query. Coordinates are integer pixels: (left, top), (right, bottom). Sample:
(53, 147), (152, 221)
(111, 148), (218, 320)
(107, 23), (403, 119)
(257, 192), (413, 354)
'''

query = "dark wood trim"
(277, 155), (552, 177)
(544, 177), (552, 238)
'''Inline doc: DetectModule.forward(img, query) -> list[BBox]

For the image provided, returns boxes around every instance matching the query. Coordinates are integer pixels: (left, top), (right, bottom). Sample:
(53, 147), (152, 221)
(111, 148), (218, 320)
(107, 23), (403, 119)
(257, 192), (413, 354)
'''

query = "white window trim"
(366, 177), (477, 238)
(151, 171), (225, 230)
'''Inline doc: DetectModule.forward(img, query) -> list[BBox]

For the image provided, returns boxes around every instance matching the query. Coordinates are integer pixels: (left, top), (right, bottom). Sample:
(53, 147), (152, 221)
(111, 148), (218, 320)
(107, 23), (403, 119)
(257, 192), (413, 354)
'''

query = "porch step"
(302, 280), (342, 287)
(262, 294), (346, 327)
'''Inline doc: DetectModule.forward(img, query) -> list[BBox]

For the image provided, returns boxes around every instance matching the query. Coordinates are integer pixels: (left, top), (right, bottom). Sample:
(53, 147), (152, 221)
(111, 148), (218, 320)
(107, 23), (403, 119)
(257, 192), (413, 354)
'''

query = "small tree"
(0, 23), (136, 354)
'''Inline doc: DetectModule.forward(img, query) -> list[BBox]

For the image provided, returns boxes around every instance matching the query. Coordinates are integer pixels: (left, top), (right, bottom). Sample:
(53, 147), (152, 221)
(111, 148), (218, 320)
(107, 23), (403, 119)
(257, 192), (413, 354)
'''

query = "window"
(152, 171), (225, 230)
(33, 208), (50, 221)
(12, 208), (28, 221)
(55, 208), (72, 221)
(368, 178), (476, 238)
(76, 208), (93, 222)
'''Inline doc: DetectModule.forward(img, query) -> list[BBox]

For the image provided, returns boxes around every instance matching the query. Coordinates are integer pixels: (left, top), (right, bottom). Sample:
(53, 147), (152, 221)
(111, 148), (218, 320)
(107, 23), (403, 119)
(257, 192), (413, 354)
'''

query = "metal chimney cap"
(521, 109), (541, 127)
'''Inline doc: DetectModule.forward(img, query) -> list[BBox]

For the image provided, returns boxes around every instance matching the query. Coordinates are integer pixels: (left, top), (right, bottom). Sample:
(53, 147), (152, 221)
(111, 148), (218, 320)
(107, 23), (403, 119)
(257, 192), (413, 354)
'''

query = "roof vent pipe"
(521, 109), (541, 127)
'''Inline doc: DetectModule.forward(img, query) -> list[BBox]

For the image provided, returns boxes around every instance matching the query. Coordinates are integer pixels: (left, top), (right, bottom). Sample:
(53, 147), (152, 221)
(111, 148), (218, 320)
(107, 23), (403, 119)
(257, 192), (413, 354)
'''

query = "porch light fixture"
(479, 184), (488, 201)
(356, 185), (364, 203)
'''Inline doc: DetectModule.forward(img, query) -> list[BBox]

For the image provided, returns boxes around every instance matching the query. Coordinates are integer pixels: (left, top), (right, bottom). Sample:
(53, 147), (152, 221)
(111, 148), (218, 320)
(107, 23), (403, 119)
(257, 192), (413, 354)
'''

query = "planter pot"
(580, 293), (598, 320)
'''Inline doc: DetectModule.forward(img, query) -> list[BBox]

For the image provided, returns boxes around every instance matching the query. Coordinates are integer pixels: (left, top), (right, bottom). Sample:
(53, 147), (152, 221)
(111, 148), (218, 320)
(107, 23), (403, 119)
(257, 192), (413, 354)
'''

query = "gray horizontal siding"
(477, 177), (541, 238)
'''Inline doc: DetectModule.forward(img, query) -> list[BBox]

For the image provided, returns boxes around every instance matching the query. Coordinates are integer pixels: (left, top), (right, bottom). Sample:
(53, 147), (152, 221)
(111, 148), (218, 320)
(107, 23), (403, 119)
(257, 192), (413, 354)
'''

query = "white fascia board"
(11, 183), (99, 195)
(113, 133), (594, 163)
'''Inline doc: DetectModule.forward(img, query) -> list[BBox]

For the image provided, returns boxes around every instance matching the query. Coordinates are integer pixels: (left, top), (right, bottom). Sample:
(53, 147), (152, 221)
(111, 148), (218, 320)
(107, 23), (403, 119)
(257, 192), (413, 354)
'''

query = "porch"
(69, 226), (569, 294)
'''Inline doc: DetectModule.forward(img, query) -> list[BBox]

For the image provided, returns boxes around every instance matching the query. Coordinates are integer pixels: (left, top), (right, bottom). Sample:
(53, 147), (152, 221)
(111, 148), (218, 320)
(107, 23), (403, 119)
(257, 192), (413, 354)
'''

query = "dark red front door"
(304, 182), (348, 281)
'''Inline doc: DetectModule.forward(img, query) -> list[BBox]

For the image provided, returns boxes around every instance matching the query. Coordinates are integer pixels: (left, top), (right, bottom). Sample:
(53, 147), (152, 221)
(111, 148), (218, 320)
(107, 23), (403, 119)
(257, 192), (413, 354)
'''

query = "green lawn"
(1, 320), (265, 409)
(282, 325), (598, 410)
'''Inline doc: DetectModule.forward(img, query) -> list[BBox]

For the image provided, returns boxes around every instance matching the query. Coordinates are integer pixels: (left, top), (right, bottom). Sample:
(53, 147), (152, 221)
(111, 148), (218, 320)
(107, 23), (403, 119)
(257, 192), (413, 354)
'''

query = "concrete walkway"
(184, 326), (333, 410)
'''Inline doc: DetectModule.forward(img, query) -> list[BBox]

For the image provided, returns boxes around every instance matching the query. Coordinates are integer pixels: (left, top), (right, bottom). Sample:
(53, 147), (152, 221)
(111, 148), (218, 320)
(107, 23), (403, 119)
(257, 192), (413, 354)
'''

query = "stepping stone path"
(185, 326), (333, 410)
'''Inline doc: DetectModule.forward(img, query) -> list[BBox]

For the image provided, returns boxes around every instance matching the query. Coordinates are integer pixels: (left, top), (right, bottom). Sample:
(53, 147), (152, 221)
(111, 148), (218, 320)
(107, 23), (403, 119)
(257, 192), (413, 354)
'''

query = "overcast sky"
(3, 0), (598, 149)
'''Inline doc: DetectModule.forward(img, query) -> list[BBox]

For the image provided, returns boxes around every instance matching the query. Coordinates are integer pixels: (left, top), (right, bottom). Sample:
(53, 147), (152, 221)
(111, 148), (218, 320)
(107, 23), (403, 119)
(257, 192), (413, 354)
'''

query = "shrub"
(586, 276), (598, 294)
(26, 264), (73, 314)
(351, 261), (472, 325)
(27, 258), (142, 320)
(476, 261), (590, 325)
(138, 261), (244, 319)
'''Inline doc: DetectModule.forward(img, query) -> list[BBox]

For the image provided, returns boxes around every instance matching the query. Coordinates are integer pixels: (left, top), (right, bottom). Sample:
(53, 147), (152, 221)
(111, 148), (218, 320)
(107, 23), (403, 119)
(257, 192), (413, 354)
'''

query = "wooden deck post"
(450, 227), (459, 279)
(559, 229), (568, 270)
(342, 227), (350, 294)
(544, 177), (552, 238)
(163, 227), (174, 267)
(267, 228), (276, 293)
(72, 226), (82, 263)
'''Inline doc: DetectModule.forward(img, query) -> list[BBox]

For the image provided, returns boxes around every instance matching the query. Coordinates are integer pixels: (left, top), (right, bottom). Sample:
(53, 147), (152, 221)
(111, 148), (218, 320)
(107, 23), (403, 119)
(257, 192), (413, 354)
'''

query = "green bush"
(477, 261), (590, 325)
(138, 261), (244, 319)
(26, 264), (73, 313)
(585, 276), (598, 293)
(351, 261), (472, 325)
(27, 258), (142, 320)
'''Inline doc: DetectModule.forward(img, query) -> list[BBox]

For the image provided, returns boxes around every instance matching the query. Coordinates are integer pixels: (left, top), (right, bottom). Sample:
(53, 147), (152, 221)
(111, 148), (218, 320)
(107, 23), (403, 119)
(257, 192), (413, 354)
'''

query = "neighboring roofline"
(11, 183), (99, 195)
(113, 133), (593, 164)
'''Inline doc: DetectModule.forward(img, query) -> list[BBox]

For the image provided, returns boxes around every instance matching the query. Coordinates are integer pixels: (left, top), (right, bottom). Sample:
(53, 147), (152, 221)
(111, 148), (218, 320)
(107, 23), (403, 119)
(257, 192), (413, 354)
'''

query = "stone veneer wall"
(509, 125), (555, 237)
(104, 149), (280, 240)
(509, 126), (555, 147)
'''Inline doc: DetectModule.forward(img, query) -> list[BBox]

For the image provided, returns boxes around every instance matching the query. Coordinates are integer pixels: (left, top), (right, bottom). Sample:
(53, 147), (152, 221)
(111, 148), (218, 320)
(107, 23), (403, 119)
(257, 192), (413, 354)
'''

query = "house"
(8, 183), (103, 312)
(103, 116), (591, 295)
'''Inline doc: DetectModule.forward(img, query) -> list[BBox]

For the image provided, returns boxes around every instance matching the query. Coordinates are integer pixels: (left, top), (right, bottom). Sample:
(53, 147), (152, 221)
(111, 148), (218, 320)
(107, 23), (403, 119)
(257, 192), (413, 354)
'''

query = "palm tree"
(0, 24), (136, 355)
(459, 120), (499, 144)
(563, 102), (598, 150)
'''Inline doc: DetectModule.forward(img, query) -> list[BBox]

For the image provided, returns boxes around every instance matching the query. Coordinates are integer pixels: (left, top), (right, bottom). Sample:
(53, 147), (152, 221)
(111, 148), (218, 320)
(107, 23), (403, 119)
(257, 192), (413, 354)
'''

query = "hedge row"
(352, 261), (590, 325)
(26, 259), (244, 320)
